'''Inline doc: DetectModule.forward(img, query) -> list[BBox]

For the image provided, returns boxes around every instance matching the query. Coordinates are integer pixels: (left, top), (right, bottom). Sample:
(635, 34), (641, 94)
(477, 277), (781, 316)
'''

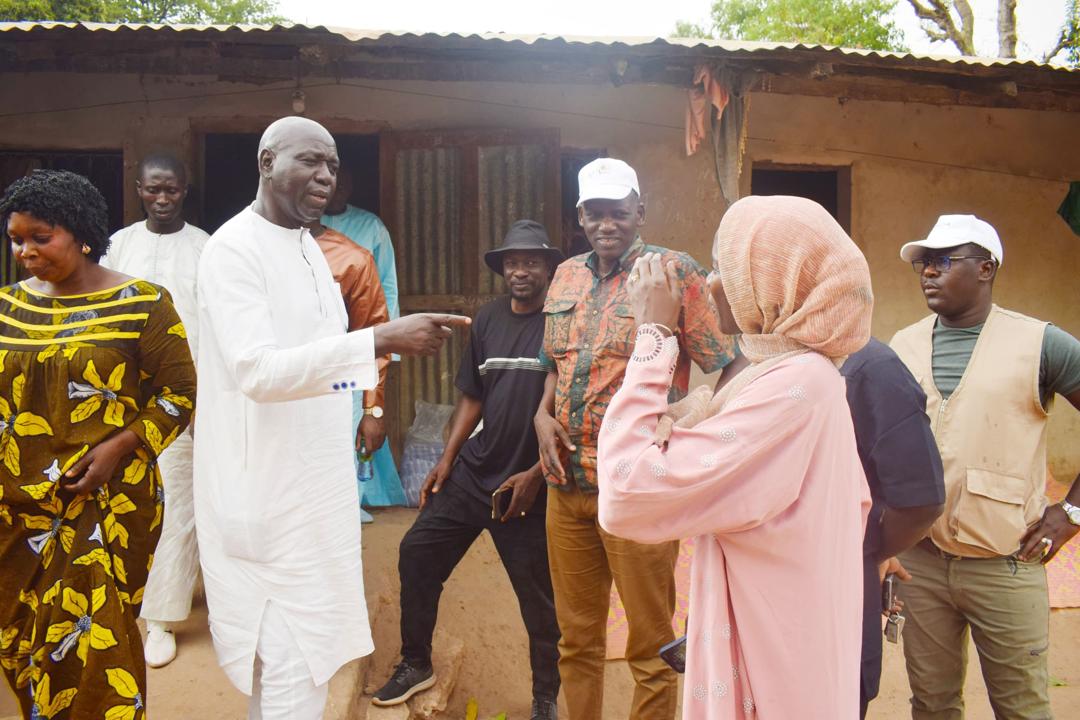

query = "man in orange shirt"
(310, 220), (391, 516)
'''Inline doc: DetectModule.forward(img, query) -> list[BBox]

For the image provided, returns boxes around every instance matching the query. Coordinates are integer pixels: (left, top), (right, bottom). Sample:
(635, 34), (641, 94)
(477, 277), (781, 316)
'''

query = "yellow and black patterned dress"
(0, 279), (195, 719)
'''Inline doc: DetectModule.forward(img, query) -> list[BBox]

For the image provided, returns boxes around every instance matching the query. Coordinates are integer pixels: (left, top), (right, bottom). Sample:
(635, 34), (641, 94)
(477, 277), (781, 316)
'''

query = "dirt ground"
(3, 506), (1079, 719)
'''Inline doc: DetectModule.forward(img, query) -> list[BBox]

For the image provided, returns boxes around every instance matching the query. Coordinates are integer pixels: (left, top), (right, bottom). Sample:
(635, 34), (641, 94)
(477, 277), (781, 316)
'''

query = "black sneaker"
(530, 697), (558, 720)
(371, 660), (436, 706)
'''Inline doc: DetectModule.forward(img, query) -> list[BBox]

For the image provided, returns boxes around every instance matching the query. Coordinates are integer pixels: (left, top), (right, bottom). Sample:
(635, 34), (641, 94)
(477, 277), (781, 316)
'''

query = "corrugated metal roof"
(1, 20), (1074, 74)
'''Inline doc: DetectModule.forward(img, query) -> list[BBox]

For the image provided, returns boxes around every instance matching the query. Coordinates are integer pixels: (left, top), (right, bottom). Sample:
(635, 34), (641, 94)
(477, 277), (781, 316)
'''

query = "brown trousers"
(545, 484), (679, 720)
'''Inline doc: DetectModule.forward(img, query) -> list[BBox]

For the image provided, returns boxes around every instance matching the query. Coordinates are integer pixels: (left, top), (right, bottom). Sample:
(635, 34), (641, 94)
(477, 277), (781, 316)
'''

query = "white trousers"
(141, 431), (200, 622)
(248, 601), (329, 720)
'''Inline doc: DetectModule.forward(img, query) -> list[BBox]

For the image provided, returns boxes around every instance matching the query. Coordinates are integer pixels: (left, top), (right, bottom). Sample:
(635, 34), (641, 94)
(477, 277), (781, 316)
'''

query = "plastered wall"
(1, 70), (1076, 474)
(746, 93), (1080, 477)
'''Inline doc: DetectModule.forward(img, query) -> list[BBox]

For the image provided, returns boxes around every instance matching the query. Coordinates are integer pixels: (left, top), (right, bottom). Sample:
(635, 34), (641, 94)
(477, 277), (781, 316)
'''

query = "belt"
(916, 537), (1019, 562)
(917, 537), (966, 560)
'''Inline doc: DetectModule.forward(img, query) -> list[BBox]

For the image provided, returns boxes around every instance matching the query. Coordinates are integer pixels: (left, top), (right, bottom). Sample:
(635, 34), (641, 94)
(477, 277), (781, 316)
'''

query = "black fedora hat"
(484, 220), (566, 275)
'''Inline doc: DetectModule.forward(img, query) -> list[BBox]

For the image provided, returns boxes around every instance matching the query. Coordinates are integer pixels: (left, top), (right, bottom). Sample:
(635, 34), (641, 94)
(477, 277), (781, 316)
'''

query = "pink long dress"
(597, 341), (870, 719)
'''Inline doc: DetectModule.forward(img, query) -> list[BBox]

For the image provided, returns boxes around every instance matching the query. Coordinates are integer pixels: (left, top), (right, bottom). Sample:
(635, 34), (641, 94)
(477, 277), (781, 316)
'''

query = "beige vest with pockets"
(890, 305), (1050, 558)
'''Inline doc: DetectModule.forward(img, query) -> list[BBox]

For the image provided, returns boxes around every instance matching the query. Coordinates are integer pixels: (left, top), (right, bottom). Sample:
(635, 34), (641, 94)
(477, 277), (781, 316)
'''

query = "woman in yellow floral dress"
(0, 170), (195, 719)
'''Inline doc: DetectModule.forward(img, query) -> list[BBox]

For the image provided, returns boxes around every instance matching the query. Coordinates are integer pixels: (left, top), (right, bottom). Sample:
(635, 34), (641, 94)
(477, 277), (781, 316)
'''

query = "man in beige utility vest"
(890, 214), (1080, 719)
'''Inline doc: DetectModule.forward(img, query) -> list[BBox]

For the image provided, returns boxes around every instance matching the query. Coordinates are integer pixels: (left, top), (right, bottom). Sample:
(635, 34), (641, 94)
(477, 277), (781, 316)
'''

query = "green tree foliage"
(0, 0), (285, 24)
(0, 0), (111, 21)
(674, 0), (907, 52)
(1043, 0), (1078, 65)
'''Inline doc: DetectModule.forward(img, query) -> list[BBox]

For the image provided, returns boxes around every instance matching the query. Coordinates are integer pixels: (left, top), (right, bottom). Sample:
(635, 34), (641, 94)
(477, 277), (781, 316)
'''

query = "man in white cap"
(890, 214), (1080, 719)
(533, 158), (741, 720)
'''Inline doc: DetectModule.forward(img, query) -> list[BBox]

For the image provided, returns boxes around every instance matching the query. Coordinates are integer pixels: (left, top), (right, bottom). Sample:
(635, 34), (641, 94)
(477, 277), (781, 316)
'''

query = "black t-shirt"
(453, 297), (548, 511)
(840, 338), (946, 703)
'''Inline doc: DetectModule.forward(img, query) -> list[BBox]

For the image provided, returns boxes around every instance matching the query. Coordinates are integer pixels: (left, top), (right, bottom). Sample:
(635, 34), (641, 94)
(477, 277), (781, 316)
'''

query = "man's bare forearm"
(441, 393), (483, 466)
(521, 459), (544, 482)
(537, 370), (557, 418)
(876, 503), (944, 561)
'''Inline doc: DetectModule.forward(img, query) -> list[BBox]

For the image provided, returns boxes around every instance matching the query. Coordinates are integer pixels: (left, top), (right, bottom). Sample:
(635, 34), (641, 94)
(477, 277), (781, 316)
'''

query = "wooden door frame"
(750, 161), (852, 235)
(379, 127), (561, 313)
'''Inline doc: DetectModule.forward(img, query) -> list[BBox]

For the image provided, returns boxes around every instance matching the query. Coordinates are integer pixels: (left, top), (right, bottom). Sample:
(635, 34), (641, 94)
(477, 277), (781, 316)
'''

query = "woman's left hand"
(627, 252), (682, 330)
(62, 429), (141, 495)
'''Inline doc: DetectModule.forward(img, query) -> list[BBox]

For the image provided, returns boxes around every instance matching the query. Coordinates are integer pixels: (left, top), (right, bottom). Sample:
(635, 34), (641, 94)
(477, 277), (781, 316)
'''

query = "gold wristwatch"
(363, 406), (384, 419)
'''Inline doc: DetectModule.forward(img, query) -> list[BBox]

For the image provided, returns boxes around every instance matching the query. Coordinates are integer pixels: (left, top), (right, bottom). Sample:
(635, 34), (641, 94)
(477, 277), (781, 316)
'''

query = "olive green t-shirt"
(932, 321), (1080, 407)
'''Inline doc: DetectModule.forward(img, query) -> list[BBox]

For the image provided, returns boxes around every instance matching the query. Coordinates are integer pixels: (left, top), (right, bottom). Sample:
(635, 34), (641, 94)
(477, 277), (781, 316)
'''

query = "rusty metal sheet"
(392, 146), (462, 296)
(395, 309), (469, 436)
(477, 143), (548, 294)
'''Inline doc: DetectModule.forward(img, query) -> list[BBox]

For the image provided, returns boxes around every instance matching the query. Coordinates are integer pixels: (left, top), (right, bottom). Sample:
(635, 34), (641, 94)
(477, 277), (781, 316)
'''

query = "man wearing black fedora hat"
(373, 220), (565, 720)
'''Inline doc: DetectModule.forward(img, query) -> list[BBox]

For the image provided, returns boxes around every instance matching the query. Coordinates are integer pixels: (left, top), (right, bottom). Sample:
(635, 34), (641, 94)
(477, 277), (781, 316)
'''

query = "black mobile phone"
(490, 486), (513, 520)
(659, 635), (687, 674)
(882, 573), (896, 612)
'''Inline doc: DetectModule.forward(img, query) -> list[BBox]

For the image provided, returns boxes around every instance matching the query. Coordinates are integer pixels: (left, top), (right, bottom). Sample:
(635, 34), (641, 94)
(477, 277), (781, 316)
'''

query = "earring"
(81, 244), (91, 255)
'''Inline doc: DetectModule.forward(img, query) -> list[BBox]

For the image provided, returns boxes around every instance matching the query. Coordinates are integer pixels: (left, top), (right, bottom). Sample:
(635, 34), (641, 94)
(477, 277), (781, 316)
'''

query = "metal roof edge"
(0, 21), (1074, 75)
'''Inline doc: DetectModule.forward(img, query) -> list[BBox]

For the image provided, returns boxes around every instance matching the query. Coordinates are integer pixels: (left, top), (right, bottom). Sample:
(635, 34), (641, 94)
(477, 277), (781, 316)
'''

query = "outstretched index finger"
(430, 314), (472, 328)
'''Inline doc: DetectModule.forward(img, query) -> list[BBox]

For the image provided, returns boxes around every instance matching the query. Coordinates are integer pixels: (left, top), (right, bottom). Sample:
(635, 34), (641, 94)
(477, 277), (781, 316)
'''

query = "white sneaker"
(145, 620), (177, 668)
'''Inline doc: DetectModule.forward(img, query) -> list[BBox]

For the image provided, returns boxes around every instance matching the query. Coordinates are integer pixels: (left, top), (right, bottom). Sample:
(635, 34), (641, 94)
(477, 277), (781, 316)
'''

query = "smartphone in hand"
(882, 573), (897, 612)
(882, 572), (906, 644)
(659, 635), (687, 673)
(491, 486), (513, 520)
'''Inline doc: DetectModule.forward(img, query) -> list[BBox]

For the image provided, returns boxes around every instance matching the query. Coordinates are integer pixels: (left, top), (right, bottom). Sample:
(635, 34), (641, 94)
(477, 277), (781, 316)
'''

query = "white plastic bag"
(400, 401), (455, 507)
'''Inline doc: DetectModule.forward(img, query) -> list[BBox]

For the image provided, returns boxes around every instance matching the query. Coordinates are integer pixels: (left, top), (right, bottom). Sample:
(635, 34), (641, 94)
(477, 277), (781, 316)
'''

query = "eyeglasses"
(911, 255), (992, 274)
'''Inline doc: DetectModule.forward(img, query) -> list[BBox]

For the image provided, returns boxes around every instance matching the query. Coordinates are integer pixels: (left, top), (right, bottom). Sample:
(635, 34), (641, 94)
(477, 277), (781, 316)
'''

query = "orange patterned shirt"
(539, 240), (737, 490)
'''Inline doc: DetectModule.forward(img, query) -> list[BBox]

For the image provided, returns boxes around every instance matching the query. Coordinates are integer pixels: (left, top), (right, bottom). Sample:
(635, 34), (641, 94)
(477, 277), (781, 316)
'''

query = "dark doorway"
(202, 133), (260, 233)
(561, 149), (605, 258)
(751, 165), (851, 233)
(200, 133), (380, 234)
(0, 150), (124, 285)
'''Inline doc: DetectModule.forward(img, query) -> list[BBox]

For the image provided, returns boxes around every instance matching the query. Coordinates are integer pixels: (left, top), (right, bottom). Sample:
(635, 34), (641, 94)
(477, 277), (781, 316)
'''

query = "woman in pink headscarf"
(597, 195), (872, 719)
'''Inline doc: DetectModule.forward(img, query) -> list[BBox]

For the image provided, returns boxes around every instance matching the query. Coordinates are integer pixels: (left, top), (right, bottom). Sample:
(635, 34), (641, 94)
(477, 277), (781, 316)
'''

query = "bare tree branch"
(905, 0), (976, 56)
(997, 0), (1017, 58)
(1044, 36), (1067, 63)
(951, 0), (976, 55)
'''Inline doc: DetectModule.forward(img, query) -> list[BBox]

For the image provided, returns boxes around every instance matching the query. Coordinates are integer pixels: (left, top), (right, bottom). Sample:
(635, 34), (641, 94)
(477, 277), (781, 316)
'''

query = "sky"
(276, 0), (1071, 63)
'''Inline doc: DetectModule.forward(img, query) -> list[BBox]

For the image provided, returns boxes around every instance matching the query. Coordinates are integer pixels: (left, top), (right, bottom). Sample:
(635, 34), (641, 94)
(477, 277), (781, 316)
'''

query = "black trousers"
(860, 554), (883, 719)
(398, 471), (561, 700)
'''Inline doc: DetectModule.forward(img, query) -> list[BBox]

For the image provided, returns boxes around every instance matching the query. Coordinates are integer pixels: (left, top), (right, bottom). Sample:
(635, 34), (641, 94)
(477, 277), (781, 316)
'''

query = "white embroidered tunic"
(193, 206), (377, 692)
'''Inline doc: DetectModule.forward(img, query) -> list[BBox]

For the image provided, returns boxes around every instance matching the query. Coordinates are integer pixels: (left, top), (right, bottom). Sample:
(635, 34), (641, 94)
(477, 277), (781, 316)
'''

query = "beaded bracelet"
(632, 323), (674, 362)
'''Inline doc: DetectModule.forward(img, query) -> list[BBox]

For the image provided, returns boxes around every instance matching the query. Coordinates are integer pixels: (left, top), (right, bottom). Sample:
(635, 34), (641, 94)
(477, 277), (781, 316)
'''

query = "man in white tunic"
(101, 152), (209, 668)
(194, 116), (469, 720)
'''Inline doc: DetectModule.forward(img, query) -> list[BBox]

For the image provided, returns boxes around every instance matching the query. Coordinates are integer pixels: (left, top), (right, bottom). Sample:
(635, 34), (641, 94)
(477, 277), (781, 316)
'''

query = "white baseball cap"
(577, 158), (640, 207)
(900, 214), (1004, 267)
